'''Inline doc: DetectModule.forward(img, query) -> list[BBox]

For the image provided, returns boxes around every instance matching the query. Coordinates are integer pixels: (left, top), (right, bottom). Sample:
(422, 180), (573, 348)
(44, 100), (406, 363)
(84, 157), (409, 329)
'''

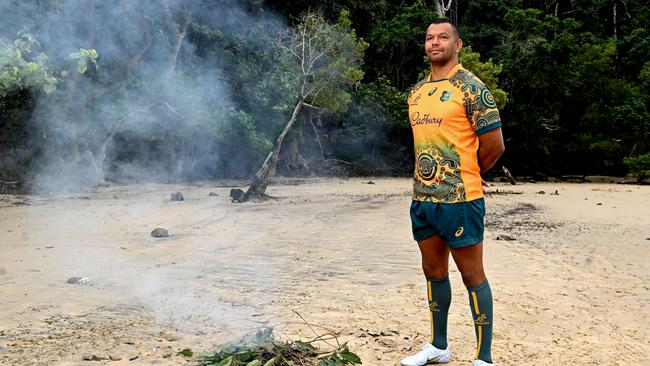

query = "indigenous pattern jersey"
(407, 64), (502, 203)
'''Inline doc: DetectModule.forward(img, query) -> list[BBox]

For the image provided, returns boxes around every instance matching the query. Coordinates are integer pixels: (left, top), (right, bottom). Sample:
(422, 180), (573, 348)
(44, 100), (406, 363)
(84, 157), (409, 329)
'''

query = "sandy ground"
(0, 178), (649, 366)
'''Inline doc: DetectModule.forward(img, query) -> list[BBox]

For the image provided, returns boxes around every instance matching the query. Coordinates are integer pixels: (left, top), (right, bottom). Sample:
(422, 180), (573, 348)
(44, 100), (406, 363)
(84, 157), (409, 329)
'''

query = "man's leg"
(450, 242), (493, 364)
(401, 235), (452, 366)
(418, 235), (451, 350)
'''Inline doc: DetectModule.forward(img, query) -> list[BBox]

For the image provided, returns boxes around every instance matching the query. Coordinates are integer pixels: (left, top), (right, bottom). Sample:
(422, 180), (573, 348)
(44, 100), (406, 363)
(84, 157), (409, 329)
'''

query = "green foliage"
(458, 46), (507, 109)
(221, 107), (273, 162)
(618, 28), (650, 77)
(69, 48), (98, 74)
(279, 11), (366, 113)
(0, 31), (58, 96)
(178, 348), (194, 357)
(640, 61), (650, 100)
(369, 0), (437, 89)
(199, 328), (362, 366)
(624, 153), (650, 182)
(318, 347), (362, 366)
(332, 76), (409, 175)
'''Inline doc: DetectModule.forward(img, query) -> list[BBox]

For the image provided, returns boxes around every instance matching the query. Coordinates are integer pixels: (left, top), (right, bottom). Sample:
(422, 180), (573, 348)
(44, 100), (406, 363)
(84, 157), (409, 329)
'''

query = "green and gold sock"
(426, 276), (451, 350)
(468, 280), (493, 363)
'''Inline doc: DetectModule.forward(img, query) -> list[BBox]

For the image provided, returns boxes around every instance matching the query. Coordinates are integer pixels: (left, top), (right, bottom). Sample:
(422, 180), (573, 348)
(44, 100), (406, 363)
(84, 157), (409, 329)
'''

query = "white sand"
(0, 178), (648, 365)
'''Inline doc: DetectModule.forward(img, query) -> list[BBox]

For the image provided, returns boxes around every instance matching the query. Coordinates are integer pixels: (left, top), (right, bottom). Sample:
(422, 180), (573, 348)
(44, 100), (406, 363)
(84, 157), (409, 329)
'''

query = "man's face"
(425, 23), (462, 65)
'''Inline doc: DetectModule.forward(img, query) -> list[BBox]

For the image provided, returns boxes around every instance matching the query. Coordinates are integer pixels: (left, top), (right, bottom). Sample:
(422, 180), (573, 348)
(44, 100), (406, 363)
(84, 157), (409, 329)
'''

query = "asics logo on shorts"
(455, 226), (464, 237)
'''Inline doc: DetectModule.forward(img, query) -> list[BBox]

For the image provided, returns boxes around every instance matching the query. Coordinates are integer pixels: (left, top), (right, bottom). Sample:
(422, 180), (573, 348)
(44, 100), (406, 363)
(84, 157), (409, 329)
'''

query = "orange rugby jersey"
(407, 63), (502, 203)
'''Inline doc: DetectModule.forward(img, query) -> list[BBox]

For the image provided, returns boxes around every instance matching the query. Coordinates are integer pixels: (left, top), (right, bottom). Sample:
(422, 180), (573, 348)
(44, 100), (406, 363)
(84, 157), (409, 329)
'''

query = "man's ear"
(456, 38), (463, 53)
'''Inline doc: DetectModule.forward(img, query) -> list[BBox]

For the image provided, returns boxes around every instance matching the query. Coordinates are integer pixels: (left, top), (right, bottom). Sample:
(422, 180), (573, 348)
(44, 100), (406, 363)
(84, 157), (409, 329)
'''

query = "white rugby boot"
(472, 360), (494, 366)
(400, 343), (450, 366)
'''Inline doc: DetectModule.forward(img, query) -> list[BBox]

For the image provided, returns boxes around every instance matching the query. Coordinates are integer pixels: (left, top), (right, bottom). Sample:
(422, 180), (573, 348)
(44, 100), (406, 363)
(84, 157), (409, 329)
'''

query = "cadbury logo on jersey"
(410, 112), (442, 127)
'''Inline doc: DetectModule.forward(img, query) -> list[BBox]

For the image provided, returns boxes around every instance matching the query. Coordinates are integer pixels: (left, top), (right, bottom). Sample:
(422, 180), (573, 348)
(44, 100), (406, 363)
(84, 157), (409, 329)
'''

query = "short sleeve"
(466, 84), (502, 136)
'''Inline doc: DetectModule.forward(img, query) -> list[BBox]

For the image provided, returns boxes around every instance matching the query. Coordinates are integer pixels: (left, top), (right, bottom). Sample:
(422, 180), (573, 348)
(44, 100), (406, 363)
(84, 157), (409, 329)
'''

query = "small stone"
(170, 192), (184, 201)
(67, 277), (91, 285)
(230, 188), (245, 202)
(151, 228), (169, 238)
(378, 338), (397, 348)
(160, 331), (181, 342)
(208, 192), (218, 197)
(108, 354), (122, 361)
(366, 180), (376, 185)
(536, 191), (546, 194)
(496, 235), (516, 241)
(83, 355), (106, 361)
(366, 329), (380, 337)
(596, 203), (602, 205)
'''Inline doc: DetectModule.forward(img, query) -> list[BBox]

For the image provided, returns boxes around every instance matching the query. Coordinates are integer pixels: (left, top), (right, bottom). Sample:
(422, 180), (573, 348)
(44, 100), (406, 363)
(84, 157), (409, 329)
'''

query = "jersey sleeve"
(465, 83), (502, 136)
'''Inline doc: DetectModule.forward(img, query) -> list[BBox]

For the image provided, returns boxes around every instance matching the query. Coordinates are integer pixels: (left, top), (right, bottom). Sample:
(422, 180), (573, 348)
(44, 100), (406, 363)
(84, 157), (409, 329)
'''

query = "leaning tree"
(240, 11), (366, 201)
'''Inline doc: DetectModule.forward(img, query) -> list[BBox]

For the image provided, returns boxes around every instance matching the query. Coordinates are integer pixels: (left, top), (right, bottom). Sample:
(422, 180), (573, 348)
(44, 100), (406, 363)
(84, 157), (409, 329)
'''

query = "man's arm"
(477, 127), (505, 174)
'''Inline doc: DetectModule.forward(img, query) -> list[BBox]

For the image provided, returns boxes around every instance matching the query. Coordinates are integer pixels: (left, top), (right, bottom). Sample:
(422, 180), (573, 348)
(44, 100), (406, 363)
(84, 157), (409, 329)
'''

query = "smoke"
(0, 0), (287, 193)
(0, 0), (288, 339)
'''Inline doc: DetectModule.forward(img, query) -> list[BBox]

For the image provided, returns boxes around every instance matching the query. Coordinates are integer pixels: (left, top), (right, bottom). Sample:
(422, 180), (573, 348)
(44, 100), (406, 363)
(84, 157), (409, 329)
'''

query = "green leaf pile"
(199, 328), (361, 366)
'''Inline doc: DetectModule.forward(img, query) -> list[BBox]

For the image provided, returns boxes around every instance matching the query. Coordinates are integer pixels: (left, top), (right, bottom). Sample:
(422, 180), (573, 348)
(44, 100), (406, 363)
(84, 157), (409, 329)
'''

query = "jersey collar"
(428, 63), (463, 82)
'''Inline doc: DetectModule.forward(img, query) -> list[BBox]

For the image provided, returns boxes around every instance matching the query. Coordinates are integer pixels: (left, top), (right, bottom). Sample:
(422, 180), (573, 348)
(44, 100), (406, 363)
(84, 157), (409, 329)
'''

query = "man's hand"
(481, 179), (492, 194)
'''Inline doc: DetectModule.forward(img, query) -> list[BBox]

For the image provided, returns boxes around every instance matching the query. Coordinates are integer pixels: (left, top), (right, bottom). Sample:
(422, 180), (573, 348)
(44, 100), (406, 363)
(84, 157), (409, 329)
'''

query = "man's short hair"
(430, 18), (462, 40)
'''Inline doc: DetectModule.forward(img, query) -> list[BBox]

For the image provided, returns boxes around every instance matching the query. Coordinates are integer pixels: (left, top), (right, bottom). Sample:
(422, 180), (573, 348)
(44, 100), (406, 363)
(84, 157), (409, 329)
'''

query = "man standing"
(400, 19), (505, 366)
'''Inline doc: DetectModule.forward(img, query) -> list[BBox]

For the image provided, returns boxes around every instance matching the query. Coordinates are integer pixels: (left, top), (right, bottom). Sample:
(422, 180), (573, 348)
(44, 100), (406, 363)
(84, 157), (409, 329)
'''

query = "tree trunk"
(502, 165), (517, 185)
(613, 2), (618, 41)
(279, 138), (309, 175)
(435, 0), (453, 18)
(242, 99), (303, 201)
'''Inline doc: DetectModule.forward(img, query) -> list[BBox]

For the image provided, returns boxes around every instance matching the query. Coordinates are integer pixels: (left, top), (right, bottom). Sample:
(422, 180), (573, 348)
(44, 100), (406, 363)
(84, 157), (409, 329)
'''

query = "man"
(400, 18), (505, 366)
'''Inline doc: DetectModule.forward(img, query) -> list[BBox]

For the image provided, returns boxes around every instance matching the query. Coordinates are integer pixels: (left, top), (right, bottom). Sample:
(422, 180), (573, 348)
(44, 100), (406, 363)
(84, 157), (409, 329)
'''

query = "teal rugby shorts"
(410, 198), (485, 248)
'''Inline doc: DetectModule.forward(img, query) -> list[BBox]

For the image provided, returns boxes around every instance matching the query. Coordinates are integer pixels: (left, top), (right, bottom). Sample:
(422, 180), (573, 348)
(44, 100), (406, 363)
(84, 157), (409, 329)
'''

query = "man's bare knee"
(422, 263), (448, 279)
(460, 269), (486, 288)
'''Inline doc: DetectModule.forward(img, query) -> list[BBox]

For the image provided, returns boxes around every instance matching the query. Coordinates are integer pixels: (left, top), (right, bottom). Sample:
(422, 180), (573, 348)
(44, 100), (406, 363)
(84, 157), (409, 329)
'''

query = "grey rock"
(67, 276), (91, 285)
(170, 192), (184, 201)
(230, 188), (245, 202)
(82, 355), (106, 361)
(365, 329), (380, 337)
(151, 228), (169, 238)
(208, 192), (218, 197)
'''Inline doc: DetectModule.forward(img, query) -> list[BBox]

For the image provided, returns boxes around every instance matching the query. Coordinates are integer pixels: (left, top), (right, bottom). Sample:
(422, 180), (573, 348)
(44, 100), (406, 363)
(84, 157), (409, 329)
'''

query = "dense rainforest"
(1, 0), (649, 193)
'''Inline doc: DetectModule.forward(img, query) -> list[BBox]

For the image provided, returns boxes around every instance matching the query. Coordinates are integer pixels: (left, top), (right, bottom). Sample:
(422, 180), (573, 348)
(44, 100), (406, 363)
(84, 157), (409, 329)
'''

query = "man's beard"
(427, 53), (452, 65)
